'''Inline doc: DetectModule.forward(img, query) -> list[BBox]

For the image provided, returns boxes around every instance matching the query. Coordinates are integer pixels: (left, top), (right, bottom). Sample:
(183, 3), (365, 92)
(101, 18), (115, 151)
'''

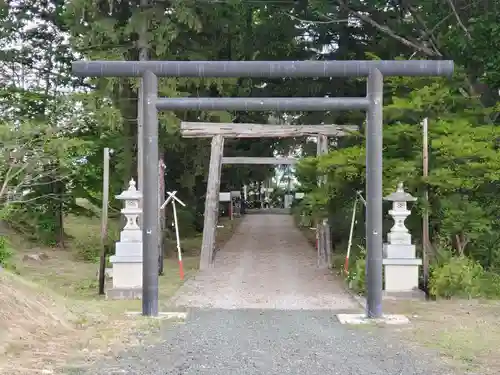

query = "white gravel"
(70, 309), (461, 375)
(170, 214), (358, 310)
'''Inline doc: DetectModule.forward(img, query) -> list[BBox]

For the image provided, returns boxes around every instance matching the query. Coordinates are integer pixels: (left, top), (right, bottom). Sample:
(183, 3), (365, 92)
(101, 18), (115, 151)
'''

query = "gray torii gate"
(72, 60), (453, 318)
(180, 121), (358, 270)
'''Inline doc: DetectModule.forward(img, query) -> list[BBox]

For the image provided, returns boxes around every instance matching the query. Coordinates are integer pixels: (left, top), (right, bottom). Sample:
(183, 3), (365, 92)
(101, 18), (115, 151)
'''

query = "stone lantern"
(382, 182), (422, 293)
(107, 179), (143, 300)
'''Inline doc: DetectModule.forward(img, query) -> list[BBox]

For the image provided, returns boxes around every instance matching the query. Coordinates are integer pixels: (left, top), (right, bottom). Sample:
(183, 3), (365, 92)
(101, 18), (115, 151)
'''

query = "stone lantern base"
(383, 242), (422, 292)
(106, 286), (142, 300)
(107, 243), (143, 300)
(107, 236), (143, 300)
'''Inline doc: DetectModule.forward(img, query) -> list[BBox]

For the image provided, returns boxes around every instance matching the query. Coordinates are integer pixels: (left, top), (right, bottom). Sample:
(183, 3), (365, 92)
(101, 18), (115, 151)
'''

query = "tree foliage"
(293, 0), (500, 296)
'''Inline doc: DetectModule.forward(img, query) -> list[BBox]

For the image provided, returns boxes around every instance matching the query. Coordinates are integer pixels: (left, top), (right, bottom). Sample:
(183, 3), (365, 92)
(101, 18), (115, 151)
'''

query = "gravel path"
(72, 309), (457, 375)
(170, 214), (357, 310)
(68, 214), (458, 375)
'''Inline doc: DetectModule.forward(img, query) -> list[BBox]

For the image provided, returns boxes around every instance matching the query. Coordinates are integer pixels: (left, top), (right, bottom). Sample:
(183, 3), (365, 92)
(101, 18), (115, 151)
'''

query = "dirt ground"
(1, 210), (241, 375)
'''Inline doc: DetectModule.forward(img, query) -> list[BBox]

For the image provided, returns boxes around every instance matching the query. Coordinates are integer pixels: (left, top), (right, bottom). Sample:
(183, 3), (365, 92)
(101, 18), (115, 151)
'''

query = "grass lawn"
(381, 298), (500, 375)
(1, 205), (241, 374)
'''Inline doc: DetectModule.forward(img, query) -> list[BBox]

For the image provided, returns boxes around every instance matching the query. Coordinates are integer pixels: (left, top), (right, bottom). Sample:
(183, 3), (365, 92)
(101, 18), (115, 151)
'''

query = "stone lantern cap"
(384, 182), (416, 202)
(116, 178), (142, 200)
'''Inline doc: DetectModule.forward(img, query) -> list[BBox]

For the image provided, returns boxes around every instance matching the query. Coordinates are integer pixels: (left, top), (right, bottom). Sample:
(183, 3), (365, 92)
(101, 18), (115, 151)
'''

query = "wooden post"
(316, 137), (323, 265)
(200, 135), (224, 269)
(316, 135), (330, 268)
(316, 224), (323, 267)
(323, 221), (330, 265)
(258, 181), (263, 208)
(422, 118), (430, 289)
(321, 135), (331, 268)
(98, 147), (110, 295)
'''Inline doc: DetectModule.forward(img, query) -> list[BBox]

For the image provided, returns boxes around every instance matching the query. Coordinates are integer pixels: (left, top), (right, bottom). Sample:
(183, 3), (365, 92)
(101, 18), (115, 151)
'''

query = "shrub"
(292, 204), (313, 228)
(169, 206), (199, 238)
(77, 245), (99, 262)
(73, 236), (118, 263)
(343, 238), (500, 299)
(0, 235), (16, 272)
(0, 235), (12, 265)
(348, 258), (366, 294)
(479, 271), (500, 299)
(73, 234), (101, 262)
(429, 256), (484, 299)
(346, 246), (367, 294)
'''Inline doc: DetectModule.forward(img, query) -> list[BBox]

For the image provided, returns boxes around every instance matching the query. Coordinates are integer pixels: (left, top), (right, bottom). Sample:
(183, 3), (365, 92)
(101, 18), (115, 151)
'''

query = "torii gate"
(180, 121), (358, 270)
(72, 59), (453, 318)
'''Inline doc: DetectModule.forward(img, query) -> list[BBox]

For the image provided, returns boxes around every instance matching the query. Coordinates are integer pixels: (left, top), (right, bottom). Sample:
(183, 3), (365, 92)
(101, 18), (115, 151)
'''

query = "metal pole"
(98, 147), (110, 295)
(365, 68), (384, 319)
(158, 159), (165, 276)
(142, 70), (159, 316)
(137, 0), (148, 191)
(73, 60), (454, 78)
(138, 82), (144, 192)
(156, 97), (369, 111)
(422, 118), (430, 291)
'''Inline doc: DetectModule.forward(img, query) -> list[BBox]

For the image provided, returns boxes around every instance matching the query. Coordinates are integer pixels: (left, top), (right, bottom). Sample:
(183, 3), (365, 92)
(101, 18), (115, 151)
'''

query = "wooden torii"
(180, 121), (358, 269)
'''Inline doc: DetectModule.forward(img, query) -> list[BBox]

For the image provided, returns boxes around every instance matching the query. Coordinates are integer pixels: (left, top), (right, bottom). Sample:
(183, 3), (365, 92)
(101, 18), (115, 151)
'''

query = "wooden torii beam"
(222, 157), (298, 165)
(179, 121), (359, 270)
(181, 122), (358, 138)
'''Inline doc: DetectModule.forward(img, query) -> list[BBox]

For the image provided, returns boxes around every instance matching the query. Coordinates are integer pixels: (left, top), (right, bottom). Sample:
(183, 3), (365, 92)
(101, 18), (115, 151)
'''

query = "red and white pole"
(343, 254), (350, 275)
(171, 199), (184, 280)
(345, 197), (359, 275)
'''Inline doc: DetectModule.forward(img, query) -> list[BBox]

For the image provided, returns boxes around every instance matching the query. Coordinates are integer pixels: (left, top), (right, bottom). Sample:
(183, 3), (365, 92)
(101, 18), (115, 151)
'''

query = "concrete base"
(110, 259), (143, 289)
(125, 311), (188, 320)
(383, 259), (422, 292)
(336, 313), (410, 325)
(106, 287), (142, 300)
